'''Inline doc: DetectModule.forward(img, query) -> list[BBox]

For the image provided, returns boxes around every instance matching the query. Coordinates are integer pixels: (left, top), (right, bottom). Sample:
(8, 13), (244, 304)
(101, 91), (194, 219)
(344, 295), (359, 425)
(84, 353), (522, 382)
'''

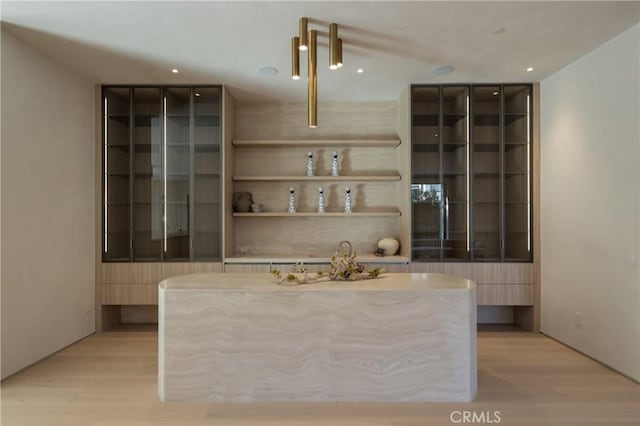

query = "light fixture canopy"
(299, 17), (308, 51)
(257, 66), (278, 76)
(291, 36), (300, 80)
(329, 23), (339, 70)
(433, 65), (455, 75)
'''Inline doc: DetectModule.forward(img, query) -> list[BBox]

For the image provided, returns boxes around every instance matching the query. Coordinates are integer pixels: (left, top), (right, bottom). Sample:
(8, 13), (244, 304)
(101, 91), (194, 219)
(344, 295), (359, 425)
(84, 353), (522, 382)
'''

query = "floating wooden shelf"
(224, 255), (410, 264)
(233, 139), (401, 148)
(232, 175), (401, 182)
(232, 211), (401, 217)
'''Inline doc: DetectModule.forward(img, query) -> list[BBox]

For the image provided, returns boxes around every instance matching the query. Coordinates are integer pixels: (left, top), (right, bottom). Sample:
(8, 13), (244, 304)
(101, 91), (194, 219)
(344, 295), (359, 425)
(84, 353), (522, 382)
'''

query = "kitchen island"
(158, 273), (476, 402)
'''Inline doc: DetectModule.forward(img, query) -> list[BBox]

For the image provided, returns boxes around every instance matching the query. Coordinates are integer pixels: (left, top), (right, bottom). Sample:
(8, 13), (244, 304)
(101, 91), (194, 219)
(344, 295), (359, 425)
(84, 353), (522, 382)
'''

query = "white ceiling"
(2, 1), (638, 101)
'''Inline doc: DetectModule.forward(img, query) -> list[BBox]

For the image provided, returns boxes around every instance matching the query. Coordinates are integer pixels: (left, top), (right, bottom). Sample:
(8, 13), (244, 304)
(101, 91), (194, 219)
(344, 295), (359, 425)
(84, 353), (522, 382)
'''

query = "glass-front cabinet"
(412, 86), (469, 261)
(103, 85), (221, 262)
(411, 84), (532, 262)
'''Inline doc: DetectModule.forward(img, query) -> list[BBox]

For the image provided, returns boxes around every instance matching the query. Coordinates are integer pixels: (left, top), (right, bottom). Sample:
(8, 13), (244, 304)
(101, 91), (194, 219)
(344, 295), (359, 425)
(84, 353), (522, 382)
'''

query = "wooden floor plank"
(2, 328), (638, 426)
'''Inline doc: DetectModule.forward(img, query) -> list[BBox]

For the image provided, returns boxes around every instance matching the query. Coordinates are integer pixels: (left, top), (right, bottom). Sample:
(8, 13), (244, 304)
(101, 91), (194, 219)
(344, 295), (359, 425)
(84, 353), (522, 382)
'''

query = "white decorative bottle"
(344, 186), (352, 213)
(288, 187), (296, 213)
(317, 187), (326, 213)
(331, 151), (339, 177)
(306, 152), (314, 177)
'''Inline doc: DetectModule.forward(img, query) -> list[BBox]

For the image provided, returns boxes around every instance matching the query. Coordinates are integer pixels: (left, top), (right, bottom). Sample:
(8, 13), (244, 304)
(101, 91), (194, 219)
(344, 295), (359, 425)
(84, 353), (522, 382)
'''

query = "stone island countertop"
(159, 273), (477, 402)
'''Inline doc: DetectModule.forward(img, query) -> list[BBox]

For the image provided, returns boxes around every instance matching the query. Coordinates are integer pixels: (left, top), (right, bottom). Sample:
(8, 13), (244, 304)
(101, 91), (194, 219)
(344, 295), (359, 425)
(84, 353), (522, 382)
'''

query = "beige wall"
(1, 29), (96, 378)
(235, 101), (398, 140)
(540, 24), (640, 381)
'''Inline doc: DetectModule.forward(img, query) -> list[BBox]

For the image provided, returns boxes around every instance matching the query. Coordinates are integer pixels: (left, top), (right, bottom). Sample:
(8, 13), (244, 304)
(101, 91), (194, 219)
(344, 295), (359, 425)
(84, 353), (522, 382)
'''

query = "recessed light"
(258, 65), (279, 76)
(195, 93), (201, 97)
(492, 91), (499, 96)
(526, 67), (534, 72)
(433, 65), (455, 75)
(356, 68), (364, 74)
(494, 26), (506, 34)
(171, 69), (179, 74)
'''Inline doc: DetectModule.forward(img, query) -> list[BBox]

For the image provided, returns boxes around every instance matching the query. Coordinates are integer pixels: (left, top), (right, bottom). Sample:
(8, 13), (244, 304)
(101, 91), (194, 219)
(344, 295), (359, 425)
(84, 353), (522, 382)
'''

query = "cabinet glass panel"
(104, 87), (131, 261)
(164, 87), (191, 261)
(472, 86), (501, 261)
(411, 86), (469, 261)
(132, 87), (162, 261)
(412, 87), (441, 260)
(193, 86), (221, 260)
(441, 87), (469, 261)
(503, 85), (532, 261)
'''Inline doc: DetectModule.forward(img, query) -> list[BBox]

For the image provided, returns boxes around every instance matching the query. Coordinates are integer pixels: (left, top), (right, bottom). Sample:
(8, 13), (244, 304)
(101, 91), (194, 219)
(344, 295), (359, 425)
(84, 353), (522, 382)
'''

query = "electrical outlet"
(575, 312), (582, 329)
(626, 248), (637, 265)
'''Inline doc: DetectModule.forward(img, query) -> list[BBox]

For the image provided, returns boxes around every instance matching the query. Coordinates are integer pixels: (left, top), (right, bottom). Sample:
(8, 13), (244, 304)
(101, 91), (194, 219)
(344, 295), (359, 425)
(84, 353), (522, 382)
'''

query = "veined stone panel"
(159, 273), (476, 402)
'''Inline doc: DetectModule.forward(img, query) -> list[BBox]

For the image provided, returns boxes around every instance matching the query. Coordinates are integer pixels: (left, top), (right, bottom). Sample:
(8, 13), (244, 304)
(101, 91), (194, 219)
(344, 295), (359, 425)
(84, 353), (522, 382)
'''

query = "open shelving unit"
(228, 138), (407, 262)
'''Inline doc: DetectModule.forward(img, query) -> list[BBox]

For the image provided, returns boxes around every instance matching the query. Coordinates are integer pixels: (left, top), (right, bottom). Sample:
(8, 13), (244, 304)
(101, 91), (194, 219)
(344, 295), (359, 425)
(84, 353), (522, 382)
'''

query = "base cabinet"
(411, 262), (533, 305)
(100, 262), (223, 329)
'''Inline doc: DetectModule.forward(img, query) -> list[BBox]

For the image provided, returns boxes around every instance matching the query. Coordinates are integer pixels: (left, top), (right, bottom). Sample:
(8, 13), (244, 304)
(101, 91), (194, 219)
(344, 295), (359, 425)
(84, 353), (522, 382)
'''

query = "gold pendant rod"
(308, 29), (317, 128)
(299, 17), (308, 51)
(291, 36), (300, 80)
(329, 23), (339, 70)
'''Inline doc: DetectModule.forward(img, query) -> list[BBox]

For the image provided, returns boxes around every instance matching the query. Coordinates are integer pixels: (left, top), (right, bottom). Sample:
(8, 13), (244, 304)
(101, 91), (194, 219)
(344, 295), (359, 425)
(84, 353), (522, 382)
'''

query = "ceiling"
(2, 1), (638, 102)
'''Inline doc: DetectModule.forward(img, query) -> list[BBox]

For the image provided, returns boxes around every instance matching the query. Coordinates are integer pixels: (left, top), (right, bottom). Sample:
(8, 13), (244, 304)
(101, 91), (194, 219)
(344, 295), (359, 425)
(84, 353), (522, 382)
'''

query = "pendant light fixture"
(291, 18), (345, 128)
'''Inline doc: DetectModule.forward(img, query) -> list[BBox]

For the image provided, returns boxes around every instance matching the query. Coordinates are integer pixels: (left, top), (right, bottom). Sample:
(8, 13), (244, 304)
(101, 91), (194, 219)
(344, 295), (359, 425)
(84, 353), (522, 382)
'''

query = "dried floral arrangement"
(272, 241), (384, 285)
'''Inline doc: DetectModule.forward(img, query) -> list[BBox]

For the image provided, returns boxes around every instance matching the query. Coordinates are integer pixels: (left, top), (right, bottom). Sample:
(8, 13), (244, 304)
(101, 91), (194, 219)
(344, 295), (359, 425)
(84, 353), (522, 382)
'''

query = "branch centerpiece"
(272, 240), (384, 285)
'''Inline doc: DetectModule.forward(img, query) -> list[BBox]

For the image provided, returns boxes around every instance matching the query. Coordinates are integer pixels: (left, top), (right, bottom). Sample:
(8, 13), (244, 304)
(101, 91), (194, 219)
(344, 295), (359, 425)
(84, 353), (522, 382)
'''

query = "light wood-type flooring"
(2, 325), (639, 426)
